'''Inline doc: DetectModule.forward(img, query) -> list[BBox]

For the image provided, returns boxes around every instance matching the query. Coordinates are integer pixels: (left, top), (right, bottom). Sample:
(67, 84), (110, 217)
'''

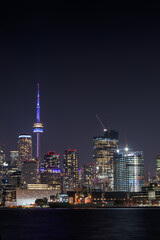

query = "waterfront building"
(114, 150), (127, 191)
(16, 187), (60, 206)
(156, 154), (160, 183)
(126, 151), (144, 192)
(93, 130), (119, 190)
(33, 84), (43, 175)
(44, 151), (60, 170)
(18, 134), (32, 170)
(63, 149), (79, 191)
(2, 185), (16, 205)
(21, 160), (37, 185)
(114, 149), (144, 192)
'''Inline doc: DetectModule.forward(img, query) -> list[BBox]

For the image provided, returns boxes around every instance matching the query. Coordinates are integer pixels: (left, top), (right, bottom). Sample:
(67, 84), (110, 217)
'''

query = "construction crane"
(96, 114), (107, 132)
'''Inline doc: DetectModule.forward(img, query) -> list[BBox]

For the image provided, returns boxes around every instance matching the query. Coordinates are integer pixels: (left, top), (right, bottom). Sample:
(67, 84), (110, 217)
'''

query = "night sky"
(0, 1), (160, 176)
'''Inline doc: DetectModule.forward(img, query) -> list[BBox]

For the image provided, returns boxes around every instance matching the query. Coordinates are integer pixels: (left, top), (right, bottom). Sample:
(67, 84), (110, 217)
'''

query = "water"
(0, 208), (159, 240)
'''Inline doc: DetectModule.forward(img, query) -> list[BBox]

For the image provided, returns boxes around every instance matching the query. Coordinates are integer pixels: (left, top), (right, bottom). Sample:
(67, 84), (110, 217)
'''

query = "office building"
(126, 151), (144, 192)
(114, 150), (144, 192)
(21, 160), (37, 185)
(63, 149), (79, 191)
(40, 169), (61, 190)
(44, 151), (60, 170)
(18, 134), (32, 170)
(93, 130), (119, 190)
(0, 145), (5, 185)
(156, 154), (160, 183)
(9, 171), (21, 188)
(9, 151), (19, 169)
(0, 145), (5, 165)
(114, 150), (127, 191)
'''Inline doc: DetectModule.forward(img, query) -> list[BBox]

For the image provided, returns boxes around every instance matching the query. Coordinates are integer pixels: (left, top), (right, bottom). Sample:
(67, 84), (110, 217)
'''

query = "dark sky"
(0, 1), (160, 176)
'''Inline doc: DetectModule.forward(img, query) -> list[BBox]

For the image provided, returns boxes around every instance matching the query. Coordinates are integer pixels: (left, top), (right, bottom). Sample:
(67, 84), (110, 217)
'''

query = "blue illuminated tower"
(33, 84), (43, 172)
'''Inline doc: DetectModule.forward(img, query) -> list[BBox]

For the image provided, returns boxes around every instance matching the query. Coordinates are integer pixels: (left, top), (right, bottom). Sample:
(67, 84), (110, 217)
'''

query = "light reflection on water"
(0, 208), (159, 240)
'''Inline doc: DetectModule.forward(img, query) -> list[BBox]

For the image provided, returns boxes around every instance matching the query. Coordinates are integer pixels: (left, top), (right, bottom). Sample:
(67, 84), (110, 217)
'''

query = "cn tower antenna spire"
(37, 83), (40, 123)
(33, 83), (44, 182)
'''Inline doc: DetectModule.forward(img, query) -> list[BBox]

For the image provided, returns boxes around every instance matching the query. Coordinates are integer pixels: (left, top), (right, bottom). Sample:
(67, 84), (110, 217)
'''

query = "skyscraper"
(156, 154), (160, 183)
(0, 145), (5, 185)
(21, 160), (37, 185)
(18, 134), (32, 170)
(40, 151), (61, 190)
(126, 151), (144, 192)
(93, 130), (119, 191)
(9, 151), (19, 169)
(40, 169), (61, 190)
(114, 149), (144, 192)
(63, 149), (79, 191)
(44, 151), (60, 170)
(33, 84), (43, 172)
(114, 150), (128, 192)
(81, 163), (96, 188)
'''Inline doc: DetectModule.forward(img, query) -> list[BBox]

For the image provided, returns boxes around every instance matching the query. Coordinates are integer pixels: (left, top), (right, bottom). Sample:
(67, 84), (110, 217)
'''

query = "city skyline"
(1, 84), (147, 173)
(0, 2), (160, 177)
(0, 3), (160, 240)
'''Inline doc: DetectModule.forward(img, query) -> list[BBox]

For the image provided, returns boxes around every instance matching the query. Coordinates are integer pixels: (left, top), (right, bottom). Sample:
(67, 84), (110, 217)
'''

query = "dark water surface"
(0, 208), (159, 240)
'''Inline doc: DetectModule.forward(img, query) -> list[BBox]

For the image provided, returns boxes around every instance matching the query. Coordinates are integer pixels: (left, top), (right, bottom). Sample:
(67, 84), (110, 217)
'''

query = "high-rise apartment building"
(40, 152), (61, 190)
(81, 163), (96, 188)
(18, 134), (32, 170)
(63, 149), (78, 191)
(156, 154), (160, 183)
(44, 151), (60, 170)
(93, 130), (119, 190)
(114, 150), (144, 192)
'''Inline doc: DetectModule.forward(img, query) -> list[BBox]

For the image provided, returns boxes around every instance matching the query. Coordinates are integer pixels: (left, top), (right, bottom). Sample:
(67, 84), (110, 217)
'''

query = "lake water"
(0, 208), (159, 240)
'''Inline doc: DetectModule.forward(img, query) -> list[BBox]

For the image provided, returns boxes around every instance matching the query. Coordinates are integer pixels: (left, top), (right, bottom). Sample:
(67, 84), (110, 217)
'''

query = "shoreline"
(1, 205), (160, 209)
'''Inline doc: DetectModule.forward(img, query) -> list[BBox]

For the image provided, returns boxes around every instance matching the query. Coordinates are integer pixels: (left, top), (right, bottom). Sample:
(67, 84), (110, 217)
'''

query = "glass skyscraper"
(93, 130), (119, 190)
(114, 150), (127, 191)
(114, 150), (144, 192)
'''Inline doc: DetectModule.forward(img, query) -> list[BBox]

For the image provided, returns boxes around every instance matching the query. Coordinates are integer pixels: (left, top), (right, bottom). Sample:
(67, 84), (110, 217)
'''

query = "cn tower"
(33, 83), (43, 172)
